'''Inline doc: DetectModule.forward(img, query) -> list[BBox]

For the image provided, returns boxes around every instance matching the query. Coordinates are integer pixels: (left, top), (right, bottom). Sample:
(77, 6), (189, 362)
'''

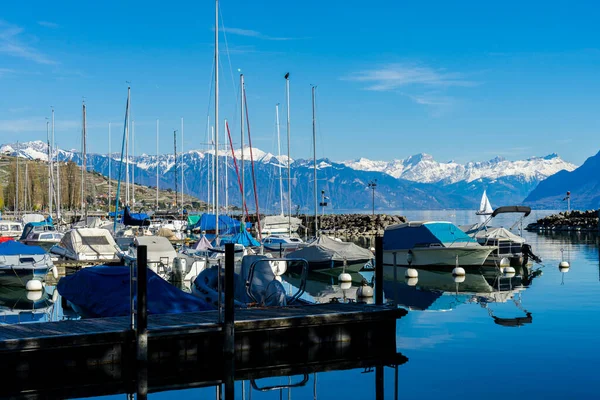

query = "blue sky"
(1, 0), (599, 165)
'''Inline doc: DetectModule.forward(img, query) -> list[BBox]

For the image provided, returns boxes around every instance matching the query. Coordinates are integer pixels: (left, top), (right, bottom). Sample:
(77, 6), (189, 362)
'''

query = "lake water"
(2, 210), (598, 399)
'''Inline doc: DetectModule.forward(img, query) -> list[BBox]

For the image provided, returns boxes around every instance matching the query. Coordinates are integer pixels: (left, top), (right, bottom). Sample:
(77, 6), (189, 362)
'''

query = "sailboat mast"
(125, 88), (130, 206)
(312, 85), (318, 235)
(240, 74), (245, 222)
(181, 117), (184, 211)
(214, 0), (219, 238)
(15, 143), (19, 218)
(108, 122), (112, 209)
(51, 107), (56, 216)
(81, 102), (87, 216)
(156, 119), (159, 209)
(224, 118), (228, 214)
(276, 104), (284, 215)
(285, 73), (291, 235)
(174, 130), (178, 211)
(132, 120), (135, 205)
(47, 121), (52, 215)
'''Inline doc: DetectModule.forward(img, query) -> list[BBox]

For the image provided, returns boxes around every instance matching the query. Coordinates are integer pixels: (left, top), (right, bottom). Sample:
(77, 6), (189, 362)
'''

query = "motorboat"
(123, 235), (177, 278)
(0, 240), (56, 289)
(20, 218), (63, 249)
(382, 221), (496, 268)
(57, 265), (213, 318)
(262, 234), (305, 254)
(0, 221), (23, 239)
(192, 254), (308, 308)
(259, 214), (302, 235)
(461, 206), (541, 267)
(286, 235), (374, 274)
(49, 228), (123, 262)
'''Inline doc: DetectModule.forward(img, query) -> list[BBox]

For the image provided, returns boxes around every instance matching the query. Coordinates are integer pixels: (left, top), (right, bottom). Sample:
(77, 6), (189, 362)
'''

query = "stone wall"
(525, 209), (600, 232)
(301, 214), (406, 237)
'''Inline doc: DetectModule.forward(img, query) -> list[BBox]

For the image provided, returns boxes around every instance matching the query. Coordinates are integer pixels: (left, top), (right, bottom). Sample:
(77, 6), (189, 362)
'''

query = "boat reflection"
(0, 286), (56, 325)
(383, 265), (541, 326)
(284, 270), (375, 304)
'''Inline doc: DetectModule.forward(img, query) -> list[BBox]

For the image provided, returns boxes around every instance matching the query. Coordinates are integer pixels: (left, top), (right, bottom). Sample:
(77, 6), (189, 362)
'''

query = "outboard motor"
(521, 243), (542, 266)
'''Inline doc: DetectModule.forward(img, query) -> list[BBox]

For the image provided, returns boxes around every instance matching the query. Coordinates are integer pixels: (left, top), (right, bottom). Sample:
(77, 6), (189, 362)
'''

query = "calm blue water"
(2, 210), (598, 399)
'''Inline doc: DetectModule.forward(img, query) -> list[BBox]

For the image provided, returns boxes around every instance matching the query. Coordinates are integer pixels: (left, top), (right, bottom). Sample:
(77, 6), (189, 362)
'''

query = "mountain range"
(524, 150), (600, 210)
(1, 140), (579, 211)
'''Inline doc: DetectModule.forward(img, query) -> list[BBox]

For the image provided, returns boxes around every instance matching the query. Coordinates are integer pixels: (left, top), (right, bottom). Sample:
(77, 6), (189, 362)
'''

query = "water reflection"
(283, 271), (374, 304)
(383, 265), (541, 327)
(0, 285), (57, 324)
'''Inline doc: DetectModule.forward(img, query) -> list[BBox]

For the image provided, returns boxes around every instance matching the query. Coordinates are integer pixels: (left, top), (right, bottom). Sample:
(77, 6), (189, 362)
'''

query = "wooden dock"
(0, 303), (406, 398)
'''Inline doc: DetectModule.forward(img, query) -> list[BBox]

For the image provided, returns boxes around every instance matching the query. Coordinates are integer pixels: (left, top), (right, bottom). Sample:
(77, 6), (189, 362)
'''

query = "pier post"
(224, 243), (235, 399)
(375, 236), (384, 305)
(136, 245), (148, 399)
(376, 364), (384, 400)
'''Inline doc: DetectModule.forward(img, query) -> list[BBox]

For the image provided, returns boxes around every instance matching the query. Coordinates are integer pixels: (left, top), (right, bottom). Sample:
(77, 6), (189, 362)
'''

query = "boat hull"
(0, 265), (49, 287)
(288, 259), (370, 274)
(383, 246), (495, 268)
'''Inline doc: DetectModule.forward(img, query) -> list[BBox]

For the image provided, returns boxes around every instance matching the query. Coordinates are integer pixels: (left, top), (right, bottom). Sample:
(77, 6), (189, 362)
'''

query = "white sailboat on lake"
(476, 190), (493, 216)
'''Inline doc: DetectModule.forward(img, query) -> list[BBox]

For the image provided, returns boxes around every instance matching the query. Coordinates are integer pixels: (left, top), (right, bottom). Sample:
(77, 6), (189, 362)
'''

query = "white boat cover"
(474, 227), (526, 243)
(134, 236), (177, 265)
(58, 228), (121, 259)
(21, 214), (45, 224)
(260, 215), (302, 232)
(157, 227), (177, 241)
(73, 217), (111, 229)
(287, 235), (373, 263)
(193, 235), (213, 250)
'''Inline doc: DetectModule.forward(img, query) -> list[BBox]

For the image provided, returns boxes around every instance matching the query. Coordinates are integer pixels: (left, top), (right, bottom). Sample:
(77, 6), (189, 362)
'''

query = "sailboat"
(260, 102), (302, 236)
(476, 190), (493, 215)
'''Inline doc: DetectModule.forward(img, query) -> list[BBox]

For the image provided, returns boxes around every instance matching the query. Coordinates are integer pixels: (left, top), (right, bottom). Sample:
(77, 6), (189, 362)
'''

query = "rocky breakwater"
(526, 209), (600, 232)
(302, 214), (407, 237)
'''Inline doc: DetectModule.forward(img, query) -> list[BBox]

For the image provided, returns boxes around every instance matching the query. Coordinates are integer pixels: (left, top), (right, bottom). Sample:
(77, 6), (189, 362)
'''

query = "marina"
(1, 0), (599, 398)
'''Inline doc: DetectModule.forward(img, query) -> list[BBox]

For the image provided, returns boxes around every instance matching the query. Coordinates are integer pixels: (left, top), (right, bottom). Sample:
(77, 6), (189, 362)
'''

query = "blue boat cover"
(192, 214), (243, 235)
(383, 222), (476, 250)
(0, 240), (47, 255)
(219, 229), (260, 247)
(57, 265), (214, 318)
(19, 220), (54, 241)
(123, 206), (150, 227)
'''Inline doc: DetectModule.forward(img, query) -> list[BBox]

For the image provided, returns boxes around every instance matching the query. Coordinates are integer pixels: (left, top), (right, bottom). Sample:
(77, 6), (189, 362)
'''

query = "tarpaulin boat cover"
(133, 236), (177, 265)
(287, 235), (373, 263)
(0, 237), (14, 244)
(192, 214), (242, 235)
(19, 219), (54, 241)
(58, 228), (121, 258)
(57, 265), (213, 318)
(193, 235), (213, 250)
(0, 240), (47, 255)
(219, 229), (260, 247)
(474, 227), (526, 243)
(383, 221), (477, 251)
(21, 214), (46, 224)
(187, 215), (201, 227)
(157, 227), (177, 241)
(123, 206), (150, 227)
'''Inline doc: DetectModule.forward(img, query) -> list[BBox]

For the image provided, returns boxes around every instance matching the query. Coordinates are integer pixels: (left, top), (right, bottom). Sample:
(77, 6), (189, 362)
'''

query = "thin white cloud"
(0, 20), (56, 64)
(345, 63), (476, 91)
(220, 27), (292, 41)
(0, 68), (15, 77)
(0, 117), (79, 133)
(37, 21), (60, 28)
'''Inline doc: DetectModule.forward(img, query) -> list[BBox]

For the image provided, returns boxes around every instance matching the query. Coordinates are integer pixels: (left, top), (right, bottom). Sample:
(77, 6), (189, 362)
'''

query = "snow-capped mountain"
(0, 140), (579, 210)
(343, 153), (576, 184)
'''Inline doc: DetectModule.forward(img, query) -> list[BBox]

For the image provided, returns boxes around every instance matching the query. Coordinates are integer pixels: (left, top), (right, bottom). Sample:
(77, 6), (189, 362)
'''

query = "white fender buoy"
(340, 281), (352, 290)
(51, 265), (59, 280)
(503, 266), (516, 275)
(453, 275), (466, 283)
(27, 290), (43, 301)
(52, 288), (59, 303)
(452, 267), (466, 276)
(499, 257), (510, 269)
(275, 275), (283, 282)
(406, 277), (418, 286)
(559, 261), (570, 268)
(26, 280), (43, 291)
(503, 270), (516, 278)
(405, 268), (418, 278)
(338, 272), (352, 283)
(357, 284), (374, 298)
